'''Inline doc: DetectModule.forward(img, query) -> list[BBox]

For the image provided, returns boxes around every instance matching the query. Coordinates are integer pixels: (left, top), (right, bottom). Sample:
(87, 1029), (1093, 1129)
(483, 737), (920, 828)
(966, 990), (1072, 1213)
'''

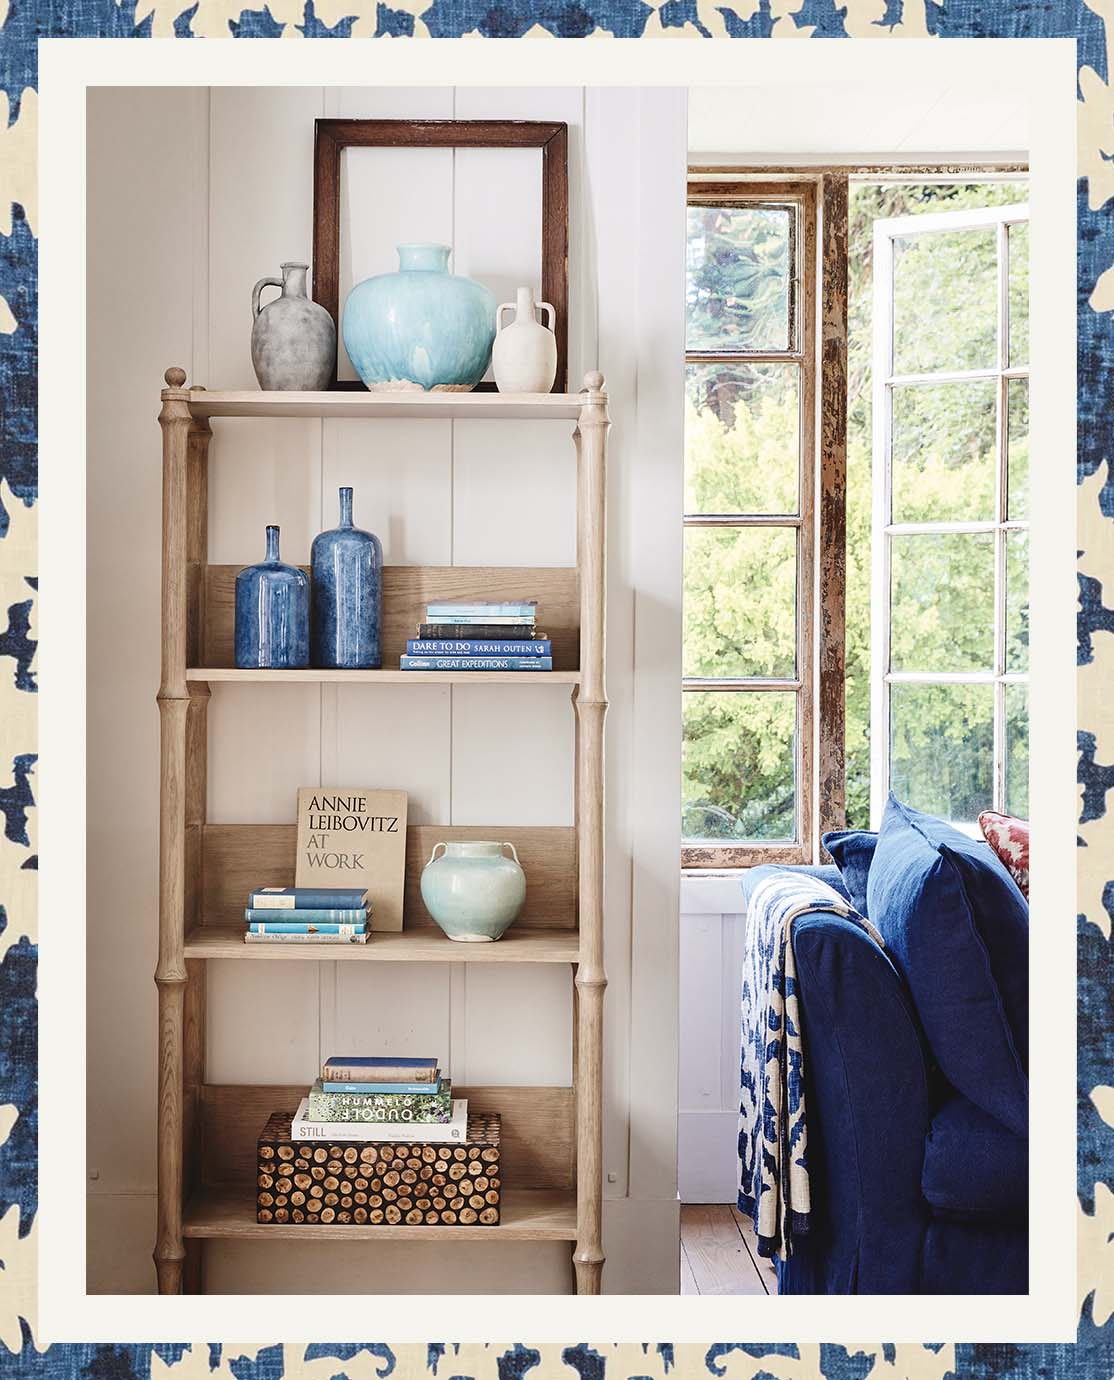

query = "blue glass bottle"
(234, 525), (309, 669)
(311, 487), (383, 669)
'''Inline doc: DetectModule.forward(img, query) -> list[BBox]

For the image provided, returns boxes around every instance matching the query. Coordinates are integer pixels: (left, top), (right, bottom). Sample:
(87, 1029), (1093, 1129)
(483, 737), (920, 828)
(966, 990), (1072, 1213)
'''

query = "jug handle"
(427, 841), (448, 866)
(252, 276), (283, 320)
(496, 302), (516, 331)
(501, 842), (521, 864)
(538, 301), (556, 331)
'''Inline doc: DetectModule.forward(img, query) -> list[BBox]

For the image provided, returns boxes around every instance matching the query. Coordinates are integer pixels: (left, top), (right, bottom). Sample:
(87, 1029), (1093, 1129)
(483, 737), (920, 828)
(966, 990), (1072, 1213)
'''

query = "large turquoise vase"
(341, 243), (497, 392)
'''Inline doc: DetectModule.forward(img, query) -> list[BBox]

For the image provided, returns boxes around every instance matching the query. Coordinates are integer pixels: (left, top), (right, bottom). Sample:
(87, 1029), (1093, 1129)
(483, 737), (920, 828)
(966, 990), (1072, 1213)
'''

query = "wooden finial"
(584, 370), (604, 392)
(164, 367), (187, 388)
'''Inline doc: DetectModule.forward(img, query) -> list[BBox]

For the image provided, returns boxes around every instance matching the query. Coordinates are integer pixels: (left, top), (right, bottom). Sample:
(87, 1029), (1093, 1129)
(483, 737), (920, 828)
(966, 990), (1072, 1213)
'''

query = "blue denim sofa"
(743, 861), (1028, 1295)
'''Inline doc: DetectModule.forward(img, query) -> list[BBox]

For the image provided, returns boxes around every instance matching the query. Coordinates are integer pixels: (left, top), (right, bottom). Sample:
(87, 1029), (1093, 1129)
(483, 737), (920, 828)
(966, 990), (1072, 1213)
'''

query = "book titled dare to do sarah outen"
(295, 787), (409, 932)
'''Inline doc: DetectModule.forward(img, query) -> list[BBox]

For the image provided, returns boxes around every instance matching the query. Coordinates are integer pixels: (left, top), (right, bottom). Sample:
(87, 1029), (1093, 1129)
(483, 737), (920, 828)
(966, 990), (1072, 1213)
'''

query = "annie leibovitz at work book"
(295, 787), (409, 932)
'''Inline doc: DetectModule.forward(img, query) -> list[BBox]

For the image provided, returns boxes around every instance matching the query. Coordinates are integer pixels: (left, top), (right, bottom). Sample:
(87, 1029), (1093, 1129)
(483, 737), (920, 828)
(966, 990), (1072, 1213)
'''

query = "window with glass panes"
(682, 184), (817, 866)
(869, 204), (1030, 825)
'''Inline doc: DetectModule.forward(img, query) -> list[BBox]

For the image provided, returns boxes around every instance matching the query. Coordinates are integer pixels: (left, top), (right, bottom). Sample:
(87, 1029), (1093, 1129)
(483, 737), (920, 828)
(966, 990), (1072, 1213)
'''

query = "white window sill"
(679, 870), (748, 915)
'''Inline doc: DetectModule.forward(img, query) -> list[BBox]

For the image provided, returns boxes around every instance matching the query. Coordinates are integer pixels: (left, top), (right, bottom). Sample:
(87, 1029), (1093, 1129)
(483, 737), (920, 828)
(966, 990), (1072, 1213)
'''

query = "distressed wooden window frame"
(682, 180), (821, 870)
(681, 164), (1027, 873)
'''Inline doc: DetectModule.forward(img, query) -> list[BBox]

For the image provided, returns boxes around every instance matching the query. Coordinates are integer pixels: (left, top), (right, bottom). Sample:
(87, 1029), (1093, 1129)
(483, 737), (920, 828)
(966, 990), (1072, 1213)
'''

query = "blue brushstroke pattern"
(0, 597), (35, 691)
(0, 0), (1110, 1372)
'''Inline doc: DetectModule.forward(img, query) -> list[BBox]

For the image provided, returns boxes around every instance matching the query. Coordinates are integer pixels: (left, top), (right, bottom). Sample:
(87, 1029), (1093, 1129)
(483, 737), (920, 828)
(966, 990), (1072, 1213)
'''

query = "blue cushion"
(866, 795), (1028, 1137)
(922, 1094), (1027, 1220)
(822, 830), (877, 916)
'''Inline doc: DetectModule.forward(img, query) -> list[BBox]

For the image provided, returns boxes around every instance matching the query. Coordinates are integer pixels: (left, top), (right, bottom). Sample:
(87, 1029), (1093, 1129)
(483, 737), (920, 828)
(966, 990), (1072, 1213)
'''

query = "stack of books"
(243, 886), (371, 945)
(291, 1056), (469, 1142)
(399, 600), (552, 673)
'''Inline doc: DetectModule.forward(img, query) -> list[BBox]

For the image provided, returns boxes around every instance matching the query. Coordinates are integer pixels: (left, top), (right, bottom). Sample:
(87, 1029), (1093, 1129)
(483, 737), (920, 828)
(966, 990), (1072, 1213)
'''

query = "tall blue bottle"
(311, 487), (383, 669)
(234, 525), (309, 669)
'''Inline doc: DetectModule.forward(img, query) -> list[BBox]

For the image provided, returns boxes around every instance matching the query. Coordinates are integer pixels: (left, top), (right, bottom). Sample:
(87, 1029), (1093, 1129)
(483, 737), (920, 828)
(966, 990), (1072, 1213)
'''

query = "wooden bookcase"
(154, 368), (609, 1295)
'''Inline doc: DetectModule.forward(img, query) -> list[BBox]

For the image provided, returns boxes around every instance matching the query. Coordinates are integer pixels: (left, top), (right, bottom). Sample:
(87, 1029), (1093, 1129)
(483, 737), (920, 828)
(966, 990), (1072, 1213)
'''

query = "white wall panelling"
(86, 83), (686, 1294)
(86, 86), (199, 1200)
(678, 911), (748, 1204)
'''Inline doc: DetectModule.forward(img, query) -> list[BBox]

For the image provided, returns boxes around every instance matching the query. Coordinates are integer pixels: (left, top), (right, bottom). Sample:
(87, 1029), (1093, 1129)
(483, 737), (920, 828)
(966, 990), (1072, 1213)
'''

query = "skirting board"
(678, 1111), (741, 1205)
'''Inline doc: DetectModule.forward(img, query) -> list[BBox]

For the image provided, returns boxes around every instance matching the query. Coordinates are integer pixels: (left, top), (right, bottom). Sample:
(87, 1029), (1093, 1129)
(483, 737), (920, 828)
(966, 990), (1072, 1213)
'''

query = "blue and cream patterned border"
(1, 5), (1110, 1375)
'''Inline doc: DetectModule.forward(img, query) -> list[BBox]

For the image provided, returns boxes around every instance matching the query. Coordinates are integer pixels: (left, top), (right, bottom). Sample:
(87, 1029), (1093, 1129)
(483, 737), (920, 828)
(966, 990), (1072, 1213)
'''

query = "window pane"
(1007, 377), (1029, 520)
(686, 205), (792, 353)
(1006, 528), (1029, 673)
(682, 692), (796, 842)
(1005, 681), (1029, 818)
(889, 682), (994, 822)
(889, 532), (995, 672)
(684, 527), (796, 678)
(1009, 221), (1029, 367)
(892, 228), (997, 376)
(891, 379), (996, 522)
(685, 362), (799, 515)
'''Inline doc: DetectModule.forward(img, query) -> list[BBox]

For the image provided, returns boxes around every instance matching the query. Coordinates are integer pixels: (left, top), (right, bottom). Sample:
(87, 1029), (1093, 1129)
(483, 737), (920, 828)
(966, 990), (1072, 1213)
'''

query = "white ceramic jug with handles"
(491, 286), (557, 394)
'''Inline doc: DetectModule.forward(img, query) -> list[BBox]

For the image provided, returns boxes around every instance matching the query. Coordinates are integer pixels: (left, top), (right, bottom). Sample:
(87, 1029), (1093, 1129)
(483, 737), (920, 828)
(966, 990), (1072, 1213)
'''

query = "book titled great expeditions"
(295, 788), (408, 932)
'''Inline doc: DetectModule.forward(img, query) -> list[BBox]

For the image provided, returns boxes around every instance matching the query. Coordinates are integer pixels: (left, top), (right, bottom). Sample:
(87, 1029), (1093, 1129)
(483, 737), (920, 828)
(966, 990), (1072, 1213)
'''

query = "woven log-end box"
(256, 1111), (502, 1226)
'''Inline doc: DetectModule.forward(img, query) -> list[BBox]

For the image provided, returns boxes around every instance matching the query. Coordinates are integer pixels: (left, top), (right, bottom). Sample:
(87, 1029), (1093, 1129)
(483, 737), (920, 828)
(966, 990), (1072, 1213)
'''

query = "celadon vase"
(341, 243), (497, 392)
(310, 486), (383, 669)
(419, 841), (526, 942)
(234, 525), (309, 669)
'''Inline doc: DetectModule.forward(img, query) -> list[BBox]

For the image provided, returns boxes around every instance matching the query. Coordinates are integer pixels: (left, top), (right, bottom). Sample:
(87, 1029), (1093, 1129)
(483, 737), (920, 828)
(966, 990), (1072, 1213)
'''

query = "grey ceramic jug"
(250, 262), (336, 391)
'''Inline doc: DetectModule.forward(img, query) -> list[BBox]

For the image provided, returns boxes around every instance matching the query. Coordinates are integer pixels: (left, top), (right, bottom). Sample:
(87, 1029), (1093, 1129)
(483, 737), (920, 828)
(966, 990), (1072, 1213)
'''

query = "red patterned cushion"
(978, 811), (1029, 898)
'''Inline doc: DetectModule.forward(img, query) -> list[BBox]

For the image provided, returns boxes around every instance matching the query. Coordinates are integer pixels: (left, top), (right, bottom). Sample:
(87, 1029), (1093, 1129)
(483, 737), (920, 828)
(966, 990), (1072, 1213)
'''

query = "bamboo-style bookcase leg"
(573, 374), (609, 1295)
(155, 368), (209, 1294)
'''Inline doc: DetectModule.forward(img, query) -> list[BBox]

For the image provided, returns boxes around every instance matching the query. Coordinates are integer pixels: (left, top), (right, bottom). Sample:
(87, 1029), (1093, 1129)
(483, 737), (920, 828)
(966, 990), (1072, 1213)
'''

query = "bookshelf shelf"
(155, 368), (609, 1297)
(184, 1186), (578, 1242)
(188, 668), (581, 686)
(185, 926), (581, 964)
(186, 387), (586, 422)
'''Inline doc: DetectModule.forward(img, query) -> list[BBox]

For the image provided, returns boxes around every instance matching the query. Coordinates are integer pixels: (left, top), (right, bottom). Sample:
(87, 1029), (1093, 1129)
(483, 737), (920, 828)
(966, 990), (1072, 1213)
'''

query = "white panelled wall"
(86, 85), (686, 1294)
(677, 879), (750, 1204)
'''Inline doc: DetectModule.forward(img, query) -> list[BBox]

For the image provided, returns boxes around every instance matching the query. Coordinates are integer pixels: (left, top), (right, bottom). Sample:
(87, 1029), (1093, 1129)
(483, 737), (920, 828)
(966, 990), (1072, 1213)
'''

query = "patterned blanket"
(737, 870), (884, 1261)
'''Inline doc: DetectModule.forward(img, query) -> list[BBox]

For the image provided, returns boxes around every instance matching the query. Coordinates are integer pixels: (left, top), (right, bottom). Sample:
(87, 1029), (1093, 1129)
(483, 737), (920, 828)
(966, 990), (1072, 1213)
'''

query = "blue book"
(246, 921), (366, 934)
(248, 886), (368, 910)
(244, 907), (369, 923)
(425, 601), (537, 618)
(400, 655), (552, 671)
(320, 1077), (443, 1096)
(407, 639), (551, 657)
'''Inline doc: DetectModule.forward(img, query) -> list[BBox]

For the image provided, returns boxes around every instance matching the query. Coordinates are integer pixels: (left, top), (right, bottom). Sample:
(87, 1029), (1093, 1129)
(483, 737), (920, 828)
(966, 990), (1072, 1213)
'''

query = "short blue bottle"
(311, 486), (383, 669)
(234, 525), (309, 669)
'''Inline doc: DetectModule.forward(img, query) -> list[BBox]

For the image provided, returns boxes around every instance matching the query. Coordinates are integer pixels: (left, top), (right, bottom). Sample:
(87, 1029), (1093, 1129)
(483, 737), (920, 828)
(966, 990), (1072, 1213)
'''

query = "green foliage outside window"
(682, 182), (1029, 845)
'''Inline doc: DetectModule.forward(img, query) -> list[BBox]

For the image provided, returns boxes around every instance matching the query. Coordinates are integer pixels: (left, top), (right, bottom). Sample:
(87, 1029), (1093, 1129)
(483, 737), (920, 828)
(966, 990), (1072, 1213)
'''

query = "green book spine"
(305, 1080), (453, 1123)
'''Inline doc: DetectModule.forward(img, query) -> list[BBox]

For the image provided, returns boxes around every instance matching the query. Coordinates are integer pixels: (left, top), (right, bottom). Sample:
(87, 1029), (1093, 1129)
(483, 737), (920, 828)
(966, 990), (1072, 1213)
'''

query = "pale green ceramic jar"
(419, 841), (526, 942)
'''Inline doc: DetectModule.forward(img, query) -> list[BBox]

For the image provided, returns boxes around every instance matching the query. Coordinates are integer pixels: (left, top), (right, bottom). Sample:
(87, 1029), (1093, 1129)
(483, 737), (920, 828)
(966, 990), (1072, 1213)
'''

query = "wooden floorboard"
(680, 1204), (769, 1295)
(679, 1241), (700, 1295)
(731, 1204), (777, 1293)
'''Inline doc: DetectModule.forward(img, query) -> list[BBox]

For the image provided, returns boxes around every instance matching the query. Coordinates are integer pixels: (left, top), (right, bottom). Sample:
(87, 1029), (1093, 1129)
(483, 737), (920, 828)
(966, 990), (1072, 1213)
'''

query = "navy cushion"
(922, 1094), (1027, 1220)
(866, 795), (1028, 1137)
(822, 830), (877, 916)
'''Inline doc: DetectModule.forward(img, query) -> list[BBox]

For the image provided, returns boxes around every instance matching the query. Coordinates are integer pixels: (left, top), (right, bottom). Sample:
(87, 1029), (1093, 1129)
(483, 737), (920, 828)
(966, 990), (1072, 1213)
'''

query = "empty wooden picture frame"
(312, 119), (569, 392)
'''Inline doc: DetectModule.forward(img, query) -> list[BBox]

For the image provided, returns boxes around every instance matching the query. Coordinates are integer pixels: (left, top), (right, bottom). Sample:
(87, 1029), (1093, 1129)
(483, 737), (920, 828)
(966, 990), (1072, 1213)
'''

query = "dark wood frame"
(312, 119), (569, 393)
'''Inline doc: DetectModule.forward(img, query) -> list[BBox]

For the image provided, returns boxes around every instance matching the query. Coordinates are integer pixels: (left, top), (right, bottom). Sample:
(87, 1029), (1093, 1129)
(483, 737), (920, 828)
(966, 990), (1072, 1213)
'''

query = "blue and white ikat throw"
(737, 871), (883, 1261)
